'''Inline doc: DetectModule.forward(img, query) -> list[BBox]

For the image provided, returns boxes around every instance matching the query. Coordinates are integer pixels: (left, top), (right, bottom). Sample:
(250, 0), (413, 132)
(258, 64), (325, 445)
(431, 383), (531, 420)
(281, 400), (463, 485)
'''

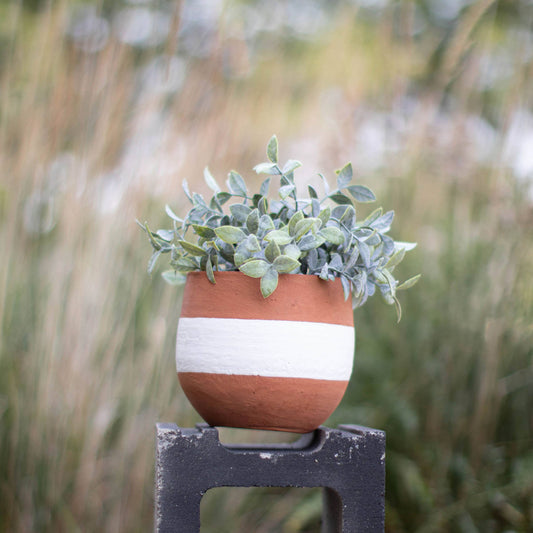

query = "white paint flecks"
(176, 317), (355, 381)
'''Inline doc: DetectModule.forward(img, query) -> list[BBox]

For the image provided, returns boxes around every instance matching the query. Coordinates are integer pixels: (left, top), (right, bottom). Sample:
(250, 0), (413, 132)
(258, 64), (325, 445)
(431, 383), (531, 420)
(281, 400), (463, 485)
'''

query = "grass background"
(1, 0), (532, 531)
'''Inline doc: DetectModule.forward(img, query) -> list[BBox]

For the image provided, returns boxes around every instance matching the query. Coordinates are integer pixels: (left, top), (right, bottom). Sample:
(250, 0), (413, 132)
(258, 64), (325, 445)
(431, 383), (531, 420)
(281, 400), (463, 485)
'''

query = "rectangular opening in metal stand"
(200, 486), (322, 533)
(216, 427), (304, 446)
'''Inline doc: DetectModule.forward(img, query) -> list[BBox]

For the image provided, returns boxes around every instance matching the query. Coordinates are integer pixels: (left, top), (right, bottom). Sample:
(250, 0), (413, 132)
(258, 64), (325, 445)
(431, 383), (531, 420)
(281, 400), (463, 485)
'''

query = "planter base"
(178, 372), (349, 433)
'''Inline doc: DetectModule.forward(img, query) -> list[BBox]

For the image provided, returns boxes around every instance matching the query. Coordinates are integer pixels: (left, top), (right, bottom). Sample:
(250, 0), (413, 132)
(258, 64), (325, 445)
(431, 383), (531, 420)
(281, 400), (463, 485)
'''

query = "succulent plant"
(139, 136), (420, 320)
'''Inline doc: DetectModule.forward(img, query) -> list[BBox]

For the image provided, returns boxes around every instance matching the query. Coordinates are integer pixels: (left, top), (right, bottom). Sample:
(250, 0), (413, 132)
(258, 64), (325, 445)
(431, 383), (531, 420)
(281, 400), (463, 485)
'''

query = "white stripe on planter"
(176, 317), (355, 381)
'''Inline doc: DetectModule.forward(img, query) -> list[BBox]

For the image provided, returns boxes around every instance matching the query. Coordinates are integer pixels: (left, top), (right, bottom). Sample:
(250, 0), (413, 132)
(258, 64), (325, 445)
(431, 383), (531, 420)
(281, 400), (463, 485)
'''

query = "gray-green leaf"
(228, 171), (247, 196)
(192, 192), (207, 208)
(244, 234), (261, 253)
(272, 255), (300, 273)
(230, 204), (252, 223)
(385, 247), (406, 270)
(267, 135), (278, 163)
(203, 167), (220, 193)
(294, 218), (321, 241)
(234, 251), (249, 267)
(340, 205), (356, 226)
(239, 259), (270, 278)
(214, 226), (247, 244)
(336, 162), (353, 189)
(358, 240), (371, 267)
(148, 250), (162, 274)
(319, 173), (330, 195)
(182, 179), (192, 202)
(283, 159), (302, 174)
(372, 210), (394, 231)
(162, 270), (186, 285)
(264, 229), (292, 245)
(359, 207), (382, 227)
(319, 262), (329, 280)
(347, 185), (376, 203)
(260, 267), (278, 298)
(246, 209), (260, 234)
(143, 222), (161, 251)
(288, 211), (304, 236)
(394, 241), (417, 252)
(165, 204), (182, 222)
(382, 268), (397, 296)
(216, 192), (232, 205)
(259, 214), (275, 233)
(283, 243), (301, 260)
(394, 296), (402, 323)
(279, 184), (295, 200)
(320, 226), (345, 245)
(317, 207), (331, 226)
(259, 178), (271, 197)
(397, 274), (421, 290)
(192, 225), (216, 239)
(298, 234), (326, 251)
(311, 198), (320, 217)
(206, 255), (215, 283)
(156, 229), (174, 242)
(254, 162), (281, 175)
(172, 256), (198, 270)
(345, 246), (359, 270)
(177, 240), (208, 256)
(210, 195), (222, 213)
(341, 275), (352, 300)
(258, 197), (269, 216)
(329, 193), (353, 205)
(265, 240), (281, 262)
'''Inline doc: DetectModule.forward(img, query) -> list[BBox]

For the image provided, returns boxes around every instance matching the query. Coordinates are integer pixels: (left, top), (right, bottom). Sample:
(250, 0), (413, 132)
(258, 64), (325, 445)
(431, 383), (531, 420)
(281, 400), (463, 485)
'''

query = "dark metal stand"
(155, 423), (385, 532)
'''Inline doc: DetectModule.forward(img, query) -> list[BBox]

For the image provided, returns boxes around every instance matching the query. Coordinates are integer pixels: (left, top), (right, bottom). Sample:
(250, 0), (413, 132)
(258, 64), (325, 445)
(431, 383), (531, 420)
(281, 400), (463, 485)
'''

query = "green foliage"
(140, 136), (418, 318)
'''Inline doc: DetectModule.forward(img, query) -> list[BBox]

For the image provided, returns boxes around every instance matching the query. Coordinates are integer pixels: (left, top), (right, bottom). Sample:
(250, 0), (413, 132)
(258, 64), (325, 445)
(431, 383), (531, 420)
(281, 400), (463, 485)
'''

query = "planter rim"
(180, 270), (354, 327)
(185, 270), (332, 281)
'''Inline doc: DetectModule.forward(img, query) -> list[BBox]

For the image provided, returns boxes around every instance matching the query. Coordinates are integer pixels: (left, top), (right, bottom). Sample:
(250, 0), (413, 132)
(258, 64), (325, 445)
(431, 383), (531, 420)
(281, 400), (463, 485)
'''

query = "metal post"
(155, 423), (385, 532)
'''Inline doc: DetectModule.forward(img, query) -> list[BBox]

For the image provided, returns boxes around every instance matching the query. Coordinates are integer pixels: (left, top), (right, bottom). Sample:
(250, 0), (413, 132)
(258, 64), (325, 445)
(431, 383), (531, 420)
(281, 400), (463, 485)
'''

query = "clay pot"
(176, 271), (355, 433)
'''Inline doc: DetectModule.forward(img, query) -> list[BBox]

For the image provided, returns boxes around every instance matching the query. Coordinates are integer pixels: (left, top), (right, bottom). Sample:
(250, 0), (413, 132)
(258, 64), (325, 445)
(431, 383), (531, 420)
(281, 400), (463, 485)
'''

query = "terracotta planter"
(176, 271), (355, 433)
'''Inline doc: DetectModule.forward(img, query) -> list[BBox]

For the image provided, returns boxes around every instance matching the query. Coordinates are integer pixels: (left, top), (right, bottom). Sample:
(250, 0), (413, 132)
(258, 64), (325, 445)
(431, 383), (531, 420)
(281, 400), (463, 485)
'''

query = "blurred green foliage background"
(1, 0), (532, 531)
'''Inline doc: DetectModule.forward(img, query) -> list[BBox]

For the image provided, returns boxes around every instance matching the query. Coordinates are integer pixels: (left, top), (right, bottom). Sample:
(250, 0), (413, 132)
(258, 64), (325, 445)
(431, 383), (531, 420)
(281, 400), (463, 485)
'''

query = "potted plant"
(139, 136), (419, 433)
